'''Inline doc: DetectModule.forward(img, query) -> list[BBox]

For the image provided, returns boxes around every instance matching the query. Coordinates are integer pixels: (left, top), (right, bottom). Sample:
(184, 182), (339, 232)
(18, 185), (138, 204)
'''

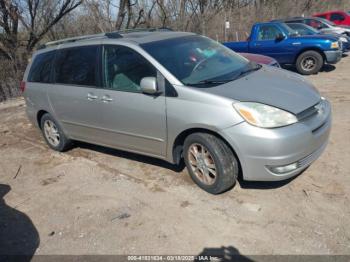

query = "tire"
(40, 113), (72, 152)
(183, 133), (239, 194)
(296, 50), (324, 75)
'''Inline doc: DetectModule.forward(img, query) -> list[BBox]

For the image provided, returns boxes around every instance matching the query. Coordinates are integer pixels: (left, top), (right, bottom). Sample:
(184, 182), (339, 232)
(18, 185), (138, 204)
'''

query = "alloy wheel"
(187, 143), (217, 185)
(43, 120), (60, 147)
(301, 56), (317, 71)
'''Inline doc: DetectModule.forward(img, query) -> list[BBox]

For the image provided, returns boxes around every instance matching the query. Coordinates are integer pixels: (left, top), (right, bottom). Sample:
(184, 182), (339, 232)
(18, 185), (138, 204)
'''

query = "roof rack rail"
(114, 27), (173, 34)
(38, 31), (123, 50)
(105, 32), (123, 38)
(37, 28), (172, 50)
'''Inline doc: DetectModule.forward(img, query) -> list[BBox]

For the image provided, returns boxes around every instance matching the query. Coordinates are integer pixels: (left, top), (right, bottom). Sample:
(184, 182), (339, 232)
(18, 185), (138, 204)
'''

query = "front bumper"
(324, 50), (342, 64)
(220, 100), (332, 181)
(342, 42), (350, 53)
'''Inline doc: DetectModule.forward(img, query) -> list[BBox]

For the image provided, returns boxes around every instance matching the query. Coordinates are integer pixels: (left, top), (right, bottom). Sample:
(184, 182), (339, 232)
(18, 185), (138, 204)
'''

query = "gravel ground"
(0, 56), (349, 257)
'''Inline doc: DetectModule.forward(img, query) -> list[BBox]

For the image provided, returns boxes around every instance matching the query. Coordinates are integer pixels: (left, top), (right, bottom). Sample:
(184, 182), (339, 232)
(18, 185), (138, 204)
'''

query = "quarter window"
(55, 46), (98, 86)
(28, 51), (55, 83)
(257, 25), (283, 40)
(103, 45), (156, 92)
(330, 13), (345, 21)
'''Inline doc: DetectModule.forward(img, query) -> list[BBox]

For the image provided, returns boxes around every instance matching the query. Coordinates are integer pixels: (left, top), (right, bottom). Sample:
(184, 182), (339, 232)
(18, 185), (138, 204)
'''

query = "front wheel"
(183, 133), (239, 194)
(296, 50), (324, 75)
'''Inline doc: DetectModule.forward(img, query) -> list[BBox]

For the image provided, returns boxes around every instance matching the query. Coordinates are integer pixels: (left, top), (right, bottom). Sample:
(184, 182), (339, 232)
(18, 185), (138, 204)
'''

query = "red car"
(313, 11), (350, 26)
(239, 52), (280, 68)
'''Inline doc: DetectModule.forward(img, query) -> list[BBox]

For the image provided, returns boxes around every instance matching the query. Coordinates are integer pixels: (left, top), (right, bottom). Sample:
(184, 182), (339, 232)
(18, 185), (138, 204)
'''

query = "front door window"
(103, 45), (157, 92)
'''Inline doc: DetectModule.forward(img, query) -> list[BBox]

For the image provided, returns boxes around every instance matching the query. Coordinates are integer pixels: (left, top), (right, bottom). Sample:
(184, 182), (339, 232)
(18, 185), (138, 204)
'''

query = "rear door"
(48, 45), (106, 142)
(249, 24), (292, 64)
(96, 44), (167, 157)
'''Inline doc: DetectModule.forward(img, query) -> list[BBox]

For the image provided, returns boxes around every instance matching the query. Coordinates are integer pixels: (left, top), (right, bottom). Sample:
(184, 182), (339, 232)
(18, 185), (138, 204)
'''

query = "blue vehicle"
(286, 22), (350, 52)
(224, 22), (343, 75)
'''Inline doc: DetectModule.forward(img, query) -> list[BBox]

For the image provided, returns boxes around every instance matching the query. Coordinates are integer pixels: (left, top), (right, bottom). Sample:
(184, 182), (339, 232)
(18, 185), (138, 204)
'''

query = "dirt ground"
(0, 56), (349, 257)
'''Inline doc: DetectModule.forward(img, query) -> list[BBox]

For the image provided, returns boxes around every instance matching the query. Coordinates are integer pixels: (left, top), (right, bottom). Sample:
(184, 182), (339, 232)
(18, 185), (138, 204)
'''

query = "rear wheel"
(296, 50), (324, 75)
(183, 133), (239, 194)
(40, 113), (72, 152)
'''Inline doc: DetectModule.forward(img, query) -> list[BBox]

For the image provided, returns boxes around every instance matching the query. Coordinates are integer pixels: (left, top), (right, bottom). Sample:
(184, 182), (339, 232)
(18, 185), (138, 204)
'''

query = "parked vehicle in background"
(223, 22), (342, 75)
(286, 23), (350, 52)
(277, 17), (350, 36)
(313, 11), (350, 26)
(239, 52), (280, 67)
(22, 30), (331, 194)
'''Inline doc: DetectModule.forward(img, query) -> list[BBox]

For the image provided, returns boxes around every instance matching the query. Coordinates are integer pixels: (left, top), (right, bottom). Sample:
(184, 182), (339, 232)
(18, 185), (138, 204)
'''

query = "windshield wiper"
(185, 79), (233, 86)
(237, 64), (262, 77)
(186, 64), (262, 87)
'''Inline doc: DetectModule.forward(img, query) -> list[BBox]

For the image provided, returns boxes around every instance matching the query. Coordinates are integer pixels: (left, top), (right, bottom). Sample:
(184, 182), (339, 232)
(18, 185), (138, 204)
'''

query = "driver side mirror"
(275, 33), (285, 41)
(140, 77), (160, 95)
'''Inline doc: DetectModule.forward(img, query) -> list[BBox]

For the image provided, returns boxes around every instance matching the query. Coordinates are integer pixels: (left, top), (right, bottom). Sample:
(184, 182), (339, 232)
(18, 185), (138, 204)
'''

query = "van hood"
(239, 52), (275, 65)
(202, 66), (321, 115)
(331, 26), (350, 33)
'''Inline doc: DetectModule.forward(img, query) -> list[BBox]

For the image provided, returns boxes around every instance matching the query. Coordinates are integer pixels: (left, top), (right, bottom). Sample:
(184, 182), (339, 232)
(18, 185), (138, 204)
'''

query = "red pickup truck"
(313, 11), (350, 26)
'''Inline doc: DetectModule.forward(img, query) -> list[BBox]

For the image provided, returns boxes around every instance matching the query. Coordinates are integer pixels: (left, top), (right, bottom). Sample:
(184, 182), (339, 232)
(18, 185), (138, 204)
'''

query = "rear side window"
(306, 19), (327, 29)
(55, 46), (98, 86)
(257, 25), (283, 40)
(330, 13), (345, 21)
(28, 51), (55, 83)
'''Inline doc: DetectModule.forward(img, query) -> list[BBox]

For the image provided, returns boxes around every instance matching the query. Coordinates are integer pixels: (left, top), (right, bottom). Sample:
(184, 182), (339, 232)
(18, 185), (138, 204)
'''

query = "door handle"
(254, 43), (261, 46)
(87, 93), (98, 100)
(101, 95), (113, 103)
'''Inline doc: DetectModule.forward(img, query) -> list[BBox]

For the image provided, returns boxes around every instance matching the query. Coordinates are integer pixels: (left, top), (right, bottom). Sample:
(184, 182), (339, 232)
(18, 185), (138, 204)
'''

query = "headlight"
(340, 37), (348, 43)
(331, 41), (339, 49)
(233, 102), (298, 128)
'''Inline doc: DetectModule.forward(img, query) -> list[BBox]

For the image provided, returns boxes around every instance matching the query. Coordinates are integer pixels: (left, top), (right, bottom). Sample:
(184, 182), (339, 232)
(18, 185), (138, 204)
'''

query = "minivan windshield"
(317, 17), (336, 26)
(141, 35), (256, 87)
(286, 23), (318, 35)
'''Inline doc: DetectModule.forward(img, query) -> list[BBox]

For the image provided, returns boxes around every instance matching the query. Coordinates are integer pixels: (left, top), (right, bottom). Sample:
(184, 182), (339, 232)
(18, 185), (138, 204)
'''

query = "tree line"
(1, 0), (349, 101)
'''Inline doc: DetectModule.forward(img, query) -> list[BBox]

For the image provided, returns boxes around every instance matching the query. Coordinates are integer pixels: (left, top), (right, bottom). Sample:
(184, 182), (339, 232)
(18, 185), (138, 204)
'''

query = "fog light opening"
(267, 162), (298, 174)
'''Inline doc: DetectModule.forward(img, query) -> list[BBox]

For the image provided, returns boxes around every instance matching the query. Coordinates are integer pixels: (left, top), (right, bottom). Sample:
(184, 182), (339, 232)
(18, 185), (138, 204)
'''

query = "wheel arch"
(171, 127), (242, 176)
(294, 47), (326, 64)
(36, 110), (49, 128)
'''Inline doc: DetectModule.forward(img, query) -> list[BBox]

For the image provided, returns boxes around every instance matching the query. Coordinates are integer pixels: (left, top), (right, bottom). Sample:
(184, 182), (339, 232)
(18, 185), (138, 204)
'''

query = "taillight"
(20, 81), (26, 93)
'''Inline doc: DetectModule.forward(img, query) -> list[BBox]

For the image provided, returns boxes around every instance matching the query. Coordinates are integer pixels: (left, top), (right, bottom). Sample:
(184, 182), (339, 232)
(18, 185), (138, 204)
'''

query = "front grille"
(297, 104), (318, 121)
(296, 99), (326, 121)
(297, 144), (325, 168)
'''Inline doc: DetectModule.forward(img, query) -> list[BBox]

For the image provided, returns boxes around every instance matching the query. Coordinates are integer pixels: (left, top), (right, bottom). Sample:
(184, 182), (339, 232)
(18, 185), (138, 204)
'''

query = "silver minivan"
(22, 30), (331, 194)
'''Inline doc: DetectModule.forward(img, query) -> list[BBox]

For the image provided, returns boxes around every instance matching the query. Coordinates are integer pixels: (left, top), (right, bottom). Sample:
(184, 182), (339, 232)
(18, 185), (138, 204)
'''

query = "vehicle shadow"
(196, 246), (254, 261)
(74, 142), (308, 190)
(0, 184), (40, 260)
(281, 64), (336, 74)
(75, 141), (186, 173)
(320, 64), (336, 73)
(237, 168), (307, 190)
